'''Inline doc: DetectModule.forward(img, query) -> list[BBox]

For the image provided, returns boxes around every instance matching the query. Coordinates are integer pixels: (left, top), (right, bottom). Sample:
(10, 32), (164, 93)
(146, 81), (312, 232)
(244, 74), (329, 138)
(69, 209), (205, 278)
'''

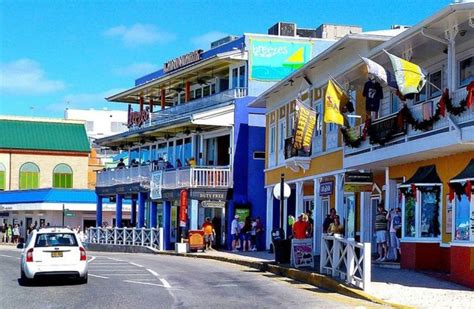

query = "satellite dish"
(273, 182), (291, 200)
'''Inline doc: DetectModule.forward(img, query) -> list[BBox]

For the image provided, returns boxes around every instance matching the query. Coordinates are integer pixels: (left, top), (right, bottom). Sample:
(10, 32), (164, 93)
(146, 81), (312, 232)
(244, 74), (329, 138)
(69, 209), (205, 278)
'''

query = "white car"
(19, 227), (88, 284)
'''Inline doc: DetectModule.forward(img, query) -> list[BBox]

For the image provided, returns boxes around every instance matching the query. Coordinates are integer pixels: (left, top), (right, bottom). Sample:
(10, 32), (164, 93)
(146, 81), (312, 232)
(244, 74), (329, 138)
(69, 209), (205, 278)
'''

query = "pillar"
(265, 188), (273, 250)
(163, 201), (171, 250)
(185, 81), (190, 103)
(115, 194), (123, 228)
(139, 96), (144, 112)
(150, 201), (157, 228)
(313, 178), (322, 255)
(190, 200), (198, 230)
(149, 97), (154, 113)
(445, 26), (458, 92)
(161, 89), (166, 110)
(295, 181), (304, 216)
(138, 192), (146, 228)
(335, 173), (344, 216)
(226, 200), (235, 250)
(96, 195), (103, 227)
(384, 167), (390, 211)
(131, 199), (137, 227)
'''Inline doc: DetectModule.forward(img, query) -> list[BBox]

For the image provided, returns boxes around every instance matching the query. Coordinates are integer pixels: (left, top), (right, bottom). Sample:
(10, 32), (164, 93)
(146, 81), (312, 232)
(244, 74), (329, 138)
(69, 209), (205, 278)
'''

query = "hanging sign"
(319, 181), (334, 196)
(201, 200), (226, 208)
(127, 106), (150, 128)
(291, 238), (314, 268)
(163, 49), (203, 73)
(293, 100), (317, 153)
(150, 171), (163, 200)
(179, 189), (188, 227)
(344, 172), (373, 192)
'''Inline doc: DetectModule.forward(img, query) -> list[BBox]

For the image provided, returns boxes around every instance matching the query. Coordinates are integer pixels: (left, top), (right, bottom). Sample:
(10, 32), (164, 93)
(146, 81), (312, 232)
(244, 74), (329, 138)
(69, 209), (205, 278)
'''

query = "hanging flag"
(360, 57), (398, 89)
(293, 99), (317, 153)
(385, 51), (426, 96)
(466, 81), (474, 109)
(324, 79), (347, 126)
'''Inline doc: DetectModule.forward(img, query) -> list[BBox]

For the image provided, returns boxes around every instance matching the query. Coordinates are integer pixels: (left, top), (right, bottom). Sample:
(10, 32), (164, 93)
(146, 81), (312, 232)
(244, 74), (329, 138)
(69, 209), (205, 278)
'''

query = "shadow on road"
(18, 277), (85, 287)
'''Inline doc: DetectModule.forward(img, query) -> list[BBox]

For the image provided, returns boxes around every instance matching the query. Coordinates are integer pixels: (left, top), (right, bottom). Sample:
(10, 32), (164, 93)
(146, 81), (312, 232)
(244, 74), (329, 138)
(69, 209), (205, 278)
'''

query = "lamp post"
(280, 173), (284, 230)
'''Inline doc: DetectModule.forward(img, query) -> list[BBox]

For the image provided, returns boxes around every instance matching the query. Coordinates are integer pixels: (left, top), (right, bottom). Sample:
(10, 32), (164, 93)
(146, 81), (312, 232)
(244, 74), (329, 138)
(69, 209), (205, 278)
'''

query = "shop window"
(53, 164), (73, 189)
(403, 186), (441, 239)
(414, 84), (427, 103)
(459, 56), (473, 88)
(428, 70), (442, 98)
(0, 163), (5, 191)
(203, 85), (210, 97)
(454, 194), (474, 241)
(19, 162), (40, 190)
(195, 88), (202, 99)
(253, 151), (265, 160)
(404, 196), (416, 237)
(390, 92), (399, 114)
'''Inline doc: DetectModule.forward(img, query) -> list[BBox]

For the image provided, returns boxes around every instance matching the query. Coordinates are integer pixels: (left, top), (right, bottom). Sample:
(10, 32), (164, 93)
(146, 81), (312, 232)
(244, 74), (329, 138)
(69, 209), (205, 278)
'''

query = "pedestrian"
(292, 213), (310, 239)
(254, 216), (264, 251)
(7, 224), (13, 243)
(231, 215), (240, 252)
(13, 224), (20, 244)
(0, 223), (5, 243)
(323, 208), (336, 233)
(117, 158), (126, 169)
(241, 216), (252, 252)
(375, 203), (389, 262)
(307, 209), (314, 233)
(250, 218), (257, 251)
(387, 207), (402, 261)
(202, 217), (215, 251)
(327, 215), (344, 235)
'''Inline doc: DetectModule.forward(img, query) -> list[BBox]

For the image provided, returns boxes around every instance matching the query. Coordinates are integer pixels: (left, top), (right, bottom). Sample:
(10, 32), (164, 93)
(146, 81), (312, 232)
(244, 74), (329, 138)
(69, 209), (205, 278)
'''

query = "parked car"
(18, 227), (88, 284)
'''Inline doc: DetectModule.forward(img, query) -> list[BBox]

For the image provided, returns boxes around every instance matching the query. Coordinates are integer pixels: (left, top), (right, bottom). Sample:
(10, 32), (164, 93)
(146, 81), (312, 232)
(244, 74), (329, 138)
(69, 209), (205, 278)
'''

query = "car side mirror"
(16, 243), (25, 249)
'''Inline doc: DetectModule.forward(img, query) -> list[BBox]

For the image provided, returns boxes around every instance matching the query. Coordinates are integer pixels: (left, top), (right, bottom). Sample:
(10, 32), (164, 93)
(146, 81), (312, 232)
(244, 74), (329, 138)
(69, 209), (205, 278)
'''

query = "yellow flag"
(324, 80), (346, 126)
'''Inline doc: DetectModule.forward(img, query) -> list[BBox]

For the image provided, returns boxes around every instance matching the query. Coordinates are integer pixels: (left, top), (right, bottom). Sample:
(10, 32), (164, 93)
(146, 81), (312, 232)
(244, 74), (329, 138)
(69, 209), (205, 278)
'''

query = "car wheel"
(20, 269), (31, 286)
(78, 274), (88, 284)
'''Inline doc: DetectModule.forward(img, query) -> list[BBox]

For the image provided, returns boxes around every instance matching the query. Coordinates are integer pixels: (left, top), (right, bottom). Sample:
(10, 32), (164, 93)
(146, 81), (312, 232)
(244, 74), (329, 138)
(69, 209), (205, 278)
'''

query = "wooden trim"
(0, 149), (89, 157)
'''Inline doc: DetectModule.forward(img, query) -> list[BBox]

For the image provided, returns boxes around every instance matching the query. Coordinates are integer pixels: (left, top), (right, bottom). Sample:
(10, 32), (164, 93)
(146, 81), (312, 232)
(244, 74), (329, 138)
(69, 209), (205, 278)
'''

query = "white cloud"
(114, 62), (160, 77)
(103, 23), (175, 46)
(0, 59), (65, 94)
(46, 88), (127, 112)
(190, 31), (230, 49)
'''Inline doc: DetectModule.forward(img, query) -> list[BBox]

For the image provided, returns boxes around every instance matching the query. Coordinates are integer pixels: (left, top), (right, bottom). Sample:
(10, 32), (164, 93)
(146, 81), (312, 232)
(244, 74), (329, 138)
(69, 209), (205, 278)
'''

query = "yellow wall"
(389, 151), (474, 244)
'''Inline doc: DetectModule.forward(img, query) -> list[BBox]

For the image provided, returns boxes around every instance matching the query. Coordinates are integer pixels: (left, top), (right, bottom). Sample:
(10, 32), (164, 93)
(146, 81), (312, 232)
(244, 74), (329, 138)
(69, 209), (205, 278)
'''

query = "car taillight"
(80, 247), (86, 261)
(26, 248), (33, 263)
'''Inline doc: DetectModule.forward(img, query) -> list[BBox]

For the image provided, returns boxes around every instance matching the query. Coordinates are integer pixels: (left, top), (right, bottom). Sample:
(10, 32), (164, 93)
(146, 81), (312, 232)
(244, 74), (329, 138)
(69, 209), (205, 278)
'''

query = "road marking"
(89, 274), (109, 279)
(108, 258), (124, 262)
(0, 254), (14, 258)
(88, 256), (96, 263)
(105, 274), (152, 276)
(129, 262), (143, 268)
(146, 268), (159, 277)
(92, 270), (145, 273)
(159, 278), (171, 288)
(86, 263), (130, 265)
(214, 284), (238, 287)
(124, 280), (171, 288)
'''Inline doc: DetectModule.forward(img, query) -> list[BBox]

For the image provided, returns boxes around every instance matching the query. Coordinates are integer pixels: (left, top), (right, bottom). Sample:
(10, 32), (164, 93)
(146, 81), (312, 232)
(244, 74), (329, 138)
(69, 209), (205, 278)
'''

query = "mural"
(249, 38), (312, 81)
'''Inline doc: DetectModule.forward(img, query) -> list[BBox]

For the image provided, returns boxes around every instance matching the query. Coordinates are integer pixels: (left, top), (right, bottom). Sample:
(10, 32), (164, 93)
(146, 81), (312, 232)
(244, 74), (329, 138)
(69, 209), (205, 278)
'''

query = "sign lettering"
(128, 108), (150, 128)
(319, 181), (334, 196)
(163, 50), (203, 73)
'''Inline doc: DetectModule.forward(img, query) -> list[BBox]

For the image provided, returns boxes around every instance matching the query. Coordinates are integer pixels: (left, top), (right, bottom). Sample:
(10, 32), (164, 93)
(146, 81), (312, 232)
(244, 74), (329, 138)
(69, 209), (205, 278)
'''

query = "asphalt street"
(0, 246), (382, 309)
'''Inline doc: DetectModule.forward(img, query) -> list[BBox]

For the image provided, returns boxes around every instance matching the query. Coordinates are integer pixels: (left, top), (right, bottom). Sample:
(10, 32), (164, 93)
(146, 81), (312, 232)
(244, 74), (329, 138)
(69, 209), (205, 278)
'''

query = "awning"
(400, 165), (442, 187)
(450, 159), (474, 183)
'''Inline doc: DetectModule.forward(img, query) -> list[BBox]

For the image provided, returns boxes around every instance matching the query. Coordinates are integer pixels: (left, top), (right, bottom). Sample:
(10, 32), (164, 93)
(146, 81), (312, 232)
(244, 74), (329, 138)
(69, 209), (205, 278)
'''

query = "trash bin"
(272, 228), (291, 264)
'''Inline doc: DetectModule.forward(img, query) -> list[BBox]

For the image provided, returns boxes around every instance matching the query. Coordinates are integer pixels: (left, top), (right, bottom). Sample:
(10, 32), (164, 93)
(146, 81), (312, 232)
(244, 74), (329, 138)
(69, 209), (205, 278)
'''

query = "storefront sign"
(150, 171), (163, 200)
(179, 190), (188, 227)
(189, 189), (230, 201)
(0, 212), (9, 217)
(0, 205), (12, 210)
(291, 238), (314, 268)
(201, 200), (226, 208)
(163, 49), (202, 73)
(127, 107), (149, 128)
(368, 113), (406, 145)
(319, 181), (334, 196)
(188, 230), (204, 250)
(344, 172), (373, 192)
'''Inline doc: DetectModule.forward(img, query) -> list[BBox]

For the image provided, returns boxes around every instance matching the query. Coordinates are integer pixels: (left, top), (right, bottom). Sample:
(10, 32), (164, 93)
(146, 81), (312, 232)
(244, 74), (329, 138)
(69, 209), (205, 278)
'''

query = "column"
(138, 192), (146, 228)
(96, 195), (103, 227)
(265, 188), (273, 250)
(115, 194), (123, 228)
(150, 201), (158, 228)
(445, 26), (458, 91)
(335, 173), (344, 216)
(185, 81), (191, 103)
(131, 199), (137, 227)
(384, 167), (390, 211)
(360, 192), (372, 243)
(227, 200), (235, 250)
(295, 181), (304, 216)
(313, 178), (322, 255)
(163, 201), (171, 250)
(190, 200), (198, 230)
(160, 89), (166, 110)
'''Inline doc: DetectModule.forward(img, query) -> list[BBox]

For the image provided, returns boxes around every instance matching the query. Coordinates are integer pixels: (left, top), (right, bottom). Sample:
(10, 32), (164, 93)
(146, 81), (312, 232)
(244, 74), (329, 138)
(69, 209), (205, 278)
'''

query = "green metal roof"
(0, 119), (90, 153)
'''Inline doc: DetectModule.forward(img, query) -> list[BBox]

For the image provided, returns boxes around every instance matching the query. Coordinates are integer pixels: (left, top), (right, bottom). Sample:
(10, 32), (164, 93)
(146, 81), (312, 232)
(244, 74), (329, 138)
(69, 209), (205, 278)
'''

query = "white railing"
(86, 227), (163, 251)
(320, 235), (371, 290)
(96, 165), (151, 187)
(159, 166), (232, 190)
(344, 87), (472, 156)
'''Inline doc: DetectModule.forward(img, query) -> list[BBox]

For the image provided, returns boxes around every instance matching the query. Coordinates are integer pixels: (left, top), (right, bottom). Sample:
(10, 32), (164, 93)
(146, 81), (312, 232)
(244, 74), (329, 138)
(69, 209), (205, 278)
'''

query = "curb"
(151, 250), (411, 308)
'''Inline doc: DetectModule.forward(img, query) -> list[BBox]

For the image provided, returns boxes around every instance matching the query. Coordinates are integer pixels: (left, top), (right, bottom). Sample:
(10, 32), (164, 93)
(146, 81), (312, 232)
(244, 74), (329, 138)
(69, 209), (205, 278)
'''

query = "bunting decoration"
(324, 79), (347, 126)
(466, 180), (472, 201)
(385, 51), (426, 96)
(466, 81), (474, 109)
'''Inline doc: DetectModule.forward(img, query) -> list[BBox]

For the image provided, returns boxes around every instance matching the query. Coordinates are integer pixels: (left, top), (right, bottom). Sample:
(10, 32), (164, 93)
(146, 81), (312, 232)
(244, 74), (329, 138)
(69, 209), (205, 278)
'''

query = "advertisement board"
(291, 238), (314, 268)
(249, 38), (312, 81)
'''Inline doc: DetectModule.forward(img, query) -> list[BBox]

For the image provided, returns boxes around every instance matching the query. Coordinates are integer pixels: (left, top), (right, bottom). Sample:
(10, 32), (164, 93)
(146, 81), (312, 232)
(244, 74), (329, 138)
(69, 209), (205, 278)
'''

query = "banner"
(360, 56), (398, 89)
(291, 238), (314, 268)
(293, 99), (317, 152)
(249, 38), (312, 81)
(324, 80), (346, 126)
(150, 171), (163, 199)
(385, 51), (426, 96)
(179, 189), (188, 227)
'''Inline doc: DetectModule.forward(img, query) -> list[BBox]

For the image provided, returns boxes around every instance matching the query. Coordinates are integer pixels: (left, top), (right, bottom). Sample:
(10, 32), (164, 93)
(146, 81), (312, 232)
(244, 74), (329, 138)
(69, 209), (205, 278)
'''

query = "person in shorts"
(387, 207), (402, 261)
(231, 215), (240, 252)
(375, 203), (388, 262)
(202, 217), (215, 251)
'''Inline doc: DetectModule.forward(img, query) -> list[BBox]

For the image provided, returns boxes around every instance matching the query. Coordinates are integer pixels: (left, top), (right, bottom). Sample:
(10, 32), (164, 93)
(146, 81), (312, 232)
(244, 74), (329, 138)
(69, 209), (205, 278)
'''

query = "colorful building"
(251, 2), (474, 289)
(94, 24), (337, 250)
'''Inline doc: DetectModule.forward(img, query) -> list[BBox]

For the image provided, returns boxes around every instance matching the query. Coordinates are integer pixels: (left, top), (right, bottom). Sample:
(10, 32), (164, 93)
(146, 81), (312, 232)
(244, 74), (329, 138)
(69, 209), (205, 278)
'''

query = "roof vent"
(210, 35), (239, 49)
(268, 22), (297, 37)
(391, 25), (410, 30)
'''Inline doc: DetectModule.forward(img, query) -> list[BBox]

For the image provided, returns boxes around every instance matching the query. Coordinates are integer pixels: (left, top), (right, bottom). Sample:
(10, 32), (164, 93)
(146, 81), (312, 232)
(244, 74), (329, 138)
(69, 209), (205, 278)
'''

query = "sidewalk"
(159, 249), (474, 308)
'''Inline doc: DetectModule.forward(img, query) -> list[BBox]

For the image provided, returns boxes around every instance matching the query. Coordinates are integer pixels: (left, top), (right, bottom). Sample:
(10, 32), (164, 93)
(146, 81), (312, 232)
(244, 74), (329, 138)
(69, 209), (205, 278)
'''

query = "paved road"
(0, 246), (381, 308)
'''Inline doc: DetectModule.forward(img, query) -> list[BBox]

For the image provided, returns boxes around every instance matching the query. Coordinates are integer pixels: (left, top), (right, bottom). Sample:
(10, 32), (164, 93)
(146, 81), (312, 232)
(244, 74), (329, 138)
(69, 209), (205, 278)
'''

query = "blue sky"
(0, 0), (451, 118)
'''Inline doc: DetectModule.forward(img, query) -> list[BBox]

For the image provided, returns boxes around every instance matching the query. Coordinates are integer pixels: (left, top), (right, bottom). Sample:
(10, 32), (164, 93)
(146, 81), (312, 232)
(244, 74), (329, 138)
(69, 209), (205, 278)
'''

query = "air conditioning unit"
(268, 22), (296, 37)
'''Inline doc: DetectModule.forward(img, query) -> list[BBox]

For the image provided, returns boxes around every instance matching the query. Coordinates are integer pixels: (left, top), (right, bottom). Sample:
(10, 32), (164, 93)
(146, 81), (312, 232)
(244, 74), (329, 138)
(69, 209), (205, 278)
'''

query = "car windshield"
(34, 233), (78, 247)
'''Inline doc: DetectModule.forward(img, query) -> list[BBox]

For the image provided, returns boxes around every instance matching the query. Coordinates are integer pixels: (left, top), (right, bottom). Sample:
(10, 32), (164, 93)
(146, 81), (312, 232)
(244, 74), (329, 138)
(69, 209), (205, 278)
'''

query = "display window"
(454, 194), (474, 242)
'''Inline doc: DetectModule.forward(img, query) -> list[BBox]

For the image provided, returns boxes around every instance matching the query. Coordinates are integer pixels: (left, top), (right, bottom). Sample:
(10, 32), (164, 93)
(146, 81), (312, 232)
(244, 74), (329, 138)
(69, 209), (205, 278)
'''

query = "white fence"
(160, 166), (232, 189)
(320, 235), (371, 290)
(86, 227), (163, 251)
(96, 165), (151, 188)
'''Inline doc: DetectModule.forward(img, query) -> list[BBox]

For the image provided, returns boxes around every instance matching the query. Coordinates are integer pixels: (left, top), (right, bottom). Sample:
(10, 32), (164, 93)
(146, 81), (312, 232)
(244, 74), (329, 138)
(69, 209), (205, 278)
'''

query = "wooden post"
(139, 96), (144, 112)
(161, 89), (166, 110)
(149, 97), (154, 113)
(185, 81), (191, 103)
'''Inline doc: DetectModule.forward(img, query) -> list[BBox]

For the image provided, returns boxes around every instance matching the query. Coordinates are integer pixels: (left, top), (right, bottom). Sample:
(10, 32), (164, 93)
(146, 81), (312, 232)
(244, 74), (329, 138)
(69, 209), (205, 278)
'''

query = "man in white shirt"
(231, 215), (240, 252)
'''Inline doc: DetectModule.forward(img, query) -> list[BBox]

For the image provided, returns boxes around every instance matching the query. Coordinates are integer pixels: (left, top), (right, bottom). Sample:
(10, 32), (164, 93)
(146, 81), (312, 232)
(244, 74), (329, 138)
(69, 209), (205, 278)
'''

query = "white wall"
(64, 109), (128, 140)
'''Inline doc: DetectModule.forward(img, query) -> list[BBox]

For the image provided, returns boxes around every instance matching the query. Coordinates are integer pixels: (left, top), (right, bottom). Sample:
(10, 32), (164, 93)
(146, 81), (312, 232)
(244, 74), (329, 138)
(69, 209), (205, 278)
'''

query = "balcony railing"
(157, 166), (232, 190)
(96, 165), (151, 188)
(146, 87), (247, 127)
(344, 87), (471, 157)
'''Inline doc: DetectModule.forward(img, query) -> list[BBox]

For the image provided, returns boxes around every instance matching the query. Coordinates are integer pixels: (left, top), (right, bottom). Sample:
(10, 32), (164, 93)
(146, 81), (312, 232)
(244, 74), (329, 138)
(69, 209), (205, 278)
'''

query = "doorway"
(370, 196), (381, 254)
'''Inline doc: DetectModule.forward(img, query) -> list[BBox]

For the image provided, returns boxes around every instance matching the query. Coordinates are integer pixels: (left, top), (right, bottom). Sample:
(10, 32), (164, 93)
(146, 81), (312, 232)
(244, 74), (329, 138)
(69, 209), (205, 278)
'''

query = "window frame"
(459, 55), (473, 88)
(0, 163), (5, 191)
(19, 162), (40, 190)
(52, 164), (73, 189)
(268, 124), (276, 167)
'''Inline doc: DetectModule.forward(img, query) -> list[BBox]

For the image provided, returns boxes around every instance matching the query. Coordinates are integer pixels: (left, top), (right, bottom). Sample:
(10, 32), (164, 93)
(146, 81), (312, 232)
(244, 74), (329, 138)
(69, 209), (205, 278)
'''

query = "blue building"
(95, 24), (335, 250)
